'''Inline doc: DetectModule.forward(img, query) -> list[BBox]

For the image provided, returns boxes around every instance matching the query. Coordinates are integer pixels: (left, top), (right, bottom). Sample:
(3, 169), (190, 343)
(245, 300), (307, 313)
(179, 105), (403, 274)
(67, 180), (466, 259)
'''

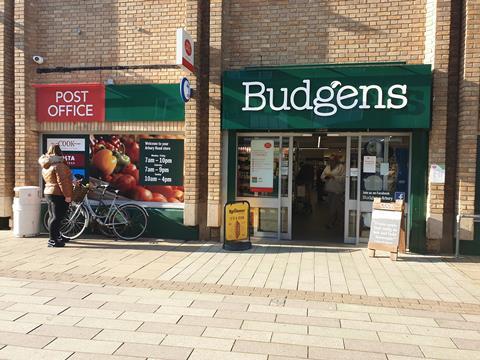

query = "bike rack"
(455, 213), (480, 258)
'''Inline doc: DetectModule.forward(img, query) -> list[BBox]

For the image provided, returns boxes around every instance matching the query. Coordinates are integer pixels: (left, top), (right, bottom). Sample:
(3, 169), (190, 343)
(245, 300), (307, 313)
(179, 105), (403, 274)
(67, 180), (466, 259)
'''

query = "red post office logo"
(35, 83), (105, 122)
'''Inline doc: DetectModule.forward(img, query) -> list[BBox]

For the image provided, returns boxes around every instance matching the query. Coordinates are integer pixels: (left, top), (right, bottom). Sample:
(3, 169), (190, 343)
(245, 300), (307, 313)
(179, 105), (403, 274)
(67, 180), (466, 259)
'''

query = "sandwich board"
(368, 198), (405, 261)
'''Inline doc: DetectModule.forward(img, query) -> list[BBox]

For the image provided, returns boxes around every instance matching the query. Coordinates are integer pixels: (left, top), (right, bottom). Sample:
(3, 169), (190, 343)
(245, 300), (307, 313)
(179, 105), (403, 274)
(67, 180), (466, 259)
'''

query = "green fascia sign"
(106, 84), (185, 122)
(222, 64), (432, 130)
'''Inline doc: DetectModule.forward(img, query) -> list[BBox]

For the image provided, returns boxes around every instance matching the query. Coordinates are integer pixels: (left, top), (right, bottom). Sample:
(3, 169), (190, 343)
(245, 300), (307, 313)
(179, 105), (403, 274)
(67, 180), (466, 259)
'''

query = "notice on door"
(250, 139), (274, 193)
(363, 156), (376, 173)
(139, 139), (184, 186)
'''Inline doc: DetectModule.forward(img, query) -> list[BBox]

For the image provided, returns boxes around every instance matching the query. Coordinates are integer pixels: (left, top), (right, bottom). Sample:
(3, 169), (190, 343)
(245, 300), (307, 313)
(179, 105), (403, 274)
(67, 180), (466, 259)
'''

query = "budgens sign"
(222, 64), (432, 130)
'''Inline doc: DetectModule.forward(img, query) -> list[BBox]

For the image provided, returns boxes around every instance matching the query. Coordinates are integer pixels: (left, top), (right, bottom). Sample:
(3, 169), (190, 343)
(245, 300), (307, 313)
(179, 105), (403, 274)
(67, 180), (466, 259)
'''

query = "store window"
(359, 135), (410, 238)
(42, 134), (185, 206)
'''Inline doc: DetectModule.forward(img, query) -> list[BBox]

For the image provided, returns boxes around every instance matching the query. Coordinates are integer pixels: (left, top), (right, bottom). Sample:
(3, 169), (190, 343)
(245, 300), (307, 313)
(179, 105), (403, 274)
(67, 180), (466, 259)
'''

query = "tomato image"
(92, 149), (117, 177)
(173, 190), (184, 202)
(122, 163), (139, 183)
(146, 185), (175, 198)
(167, 197), (181, 203)
(125, 141), (140, 164)
(130, 186), (153, 202)
(112, 174), (136, 194)
(151, 193), (167, 202)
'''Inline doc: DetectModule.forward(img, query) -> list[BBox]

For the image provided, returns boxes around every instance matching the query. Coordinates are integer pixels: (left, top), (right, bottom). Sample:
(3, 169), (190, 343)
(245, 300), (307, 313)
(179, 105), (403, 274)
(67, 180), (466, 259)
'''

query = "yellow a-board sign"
(224, 201), (251, 251)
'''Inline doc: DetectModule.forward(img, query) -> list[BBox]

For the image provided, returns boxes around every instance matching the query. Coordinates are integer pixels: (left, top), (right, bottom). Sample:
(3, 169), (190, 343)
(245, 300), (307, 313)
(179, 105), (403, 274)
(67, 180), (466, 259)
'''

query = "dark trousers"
(45, 194), (68, 242)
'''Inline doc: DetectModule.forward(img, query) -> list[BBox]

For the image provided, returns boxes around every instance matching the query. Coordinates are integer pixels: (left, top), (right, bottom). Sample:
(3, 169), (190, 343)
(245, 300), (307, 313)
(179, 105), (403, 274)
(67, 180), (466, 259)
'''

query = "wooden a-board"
(367, 198), (406, 261)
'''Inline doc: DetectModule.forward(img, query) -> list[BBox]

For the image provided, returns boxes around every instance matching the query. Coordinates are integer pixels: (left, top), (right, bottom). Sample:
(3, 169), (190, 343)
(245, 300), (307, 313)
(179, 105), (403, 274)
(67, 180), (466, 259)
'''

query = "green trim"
(246, 61), (408, 71)
(461, 137), (480, 255)
(144, 208), (198, 240)
(227, 131), (237, 203)
(223, 64), (432, 130)
(409, 130), (428, 253)
(105, 84), (185, 122)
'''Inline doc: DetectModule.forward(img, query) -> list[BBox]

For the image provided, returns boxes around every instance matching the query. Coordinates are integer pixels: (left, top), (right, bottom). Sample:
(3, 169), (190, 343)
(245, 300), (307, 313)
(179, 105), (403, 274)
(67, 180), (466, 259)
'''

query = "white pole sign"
(250, 140), (274, 193)
(176, 28), (194, 73)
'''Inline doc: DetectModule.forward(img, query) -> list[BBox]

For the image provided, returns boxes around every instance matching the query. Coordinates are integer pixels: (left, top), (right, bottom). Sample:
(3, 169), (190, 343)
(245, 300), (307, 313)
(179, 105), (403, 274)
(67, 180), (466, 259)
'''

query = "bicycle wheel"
(43, 210), (50, 232)
(60, 204), (89, 240)
(94, 205), (115, 238)
(111, 204), (148, 240)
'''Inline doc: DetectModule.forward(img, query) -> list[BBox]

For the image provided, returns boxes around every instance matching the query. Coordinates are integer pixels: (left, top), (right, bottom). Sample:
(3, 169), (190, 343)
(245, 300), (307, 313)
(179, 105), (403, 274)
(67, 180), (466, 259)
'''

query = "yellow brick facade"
(0, 1), (478, 253)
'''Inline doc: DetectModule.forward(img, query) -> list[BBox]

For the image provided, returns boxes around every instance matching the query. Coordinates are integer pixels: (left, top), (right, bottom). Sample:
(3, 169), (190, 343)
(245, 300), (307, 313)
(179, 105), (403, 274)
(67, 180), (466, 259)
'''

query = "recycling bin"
(12, 186), (41, 237)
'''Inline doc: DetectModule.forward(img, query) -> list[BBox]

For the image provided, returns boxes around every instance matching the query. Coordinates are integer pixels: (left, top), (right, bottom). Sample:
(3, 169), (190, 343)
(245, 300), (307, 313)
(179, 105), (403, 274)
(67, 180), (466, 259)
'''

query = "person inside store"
(296, 161), (314, 212)
(38, 144), (73, 248)
(321, 154), (345, 229)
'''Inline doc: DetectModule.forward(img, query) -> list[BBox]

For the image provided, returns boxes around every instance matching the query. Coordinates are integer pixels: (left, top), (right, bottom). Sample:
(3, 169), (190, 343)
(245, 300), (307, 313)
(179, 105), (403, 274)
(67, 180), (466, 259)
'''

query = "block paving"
(1, 231), (480, 358)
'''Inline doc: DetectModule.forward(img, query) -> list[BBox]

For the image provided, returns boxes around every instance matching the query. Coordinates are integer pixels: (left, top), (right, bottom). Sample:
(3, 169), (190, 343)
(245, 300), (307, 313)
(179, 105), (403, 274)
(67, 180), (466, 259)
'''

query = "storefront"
(35, 83), (198, 240)
(222, 64), (432, 249)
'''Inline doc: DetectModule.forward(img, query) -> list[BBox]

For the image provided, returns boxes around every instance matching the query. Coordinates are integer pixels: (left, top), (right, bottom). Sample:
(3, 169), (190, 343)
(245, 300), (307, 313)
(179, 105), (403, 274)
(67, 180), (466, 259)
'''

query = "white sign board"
(430, 164), (445, 184)
(176, 28), (194, 73)
(363, 156), (376, 173)
(46, 138), (85, 152)
(369, 209), (402, 248)
(250, 140), (274, 193)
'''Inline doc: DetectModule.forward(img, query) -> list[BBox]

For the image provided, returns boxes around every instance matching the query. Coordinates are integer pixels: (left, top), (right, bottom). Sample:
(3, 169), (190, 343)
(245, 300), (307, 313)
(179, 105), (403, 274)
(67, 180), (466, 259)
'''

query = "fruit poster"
(139, 139), (184, 186)
(89, 135), (184, 203)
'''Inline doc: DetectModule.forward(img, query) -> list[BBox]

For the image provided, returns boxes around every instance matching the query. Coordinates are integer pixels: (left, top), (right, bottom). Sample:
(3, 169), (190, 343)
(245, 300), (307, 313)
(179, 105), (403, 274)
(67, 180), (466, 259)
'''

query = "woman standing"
(38, 144), (73, 247)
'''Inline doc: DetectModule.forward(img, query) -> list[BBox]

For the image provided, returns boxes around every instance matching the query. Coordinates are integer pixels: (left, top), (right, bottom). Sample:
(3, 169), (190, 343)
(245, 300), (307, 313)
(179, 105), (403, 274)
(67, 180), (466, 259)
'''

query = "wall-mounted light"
(74, 27), (82, 35)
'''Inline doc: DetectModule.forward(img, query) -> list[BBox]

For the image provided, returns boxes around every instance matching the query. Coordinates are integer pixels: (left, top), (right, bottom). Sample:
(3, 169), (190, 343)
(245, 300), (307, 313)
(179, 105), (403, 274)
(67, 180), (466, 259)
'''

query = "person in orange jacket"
(38, 144), (73, 247)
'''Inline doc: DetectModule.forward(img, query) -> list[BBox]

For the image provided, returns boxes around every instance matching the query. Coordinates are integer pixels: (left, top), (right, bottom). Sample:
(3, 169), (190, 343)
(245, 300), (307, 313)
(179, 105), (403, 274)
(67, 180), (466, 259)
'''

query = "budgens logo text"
(241, 80), (408, 117)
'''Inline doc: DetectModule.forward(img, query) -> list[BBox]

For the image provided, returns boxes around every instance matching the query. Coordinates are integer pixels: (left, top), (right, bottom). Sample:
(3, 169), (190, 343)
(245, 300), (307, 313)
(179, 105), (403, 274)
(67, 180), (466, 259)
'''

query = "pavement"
(0, 231), (480, 359)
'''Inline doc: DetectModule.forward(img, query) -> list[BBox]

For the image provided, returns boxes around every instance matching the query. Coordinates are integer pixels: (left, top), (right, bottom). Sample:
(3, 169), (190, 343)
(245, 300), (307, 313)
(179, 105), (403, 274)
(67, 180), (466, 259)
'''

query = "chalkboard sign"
(368, 198), (405, 261)
(139, 139), (184, 186)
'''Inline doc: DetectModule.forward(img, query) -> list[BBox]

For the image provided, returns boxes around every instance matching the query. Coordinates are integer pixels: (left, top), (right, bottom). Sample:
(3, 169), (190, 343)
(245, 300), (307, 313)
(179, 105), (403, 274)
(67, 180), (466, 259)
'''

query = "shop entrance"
(234, 133), (411, 245)
(292, 135), (347, 242)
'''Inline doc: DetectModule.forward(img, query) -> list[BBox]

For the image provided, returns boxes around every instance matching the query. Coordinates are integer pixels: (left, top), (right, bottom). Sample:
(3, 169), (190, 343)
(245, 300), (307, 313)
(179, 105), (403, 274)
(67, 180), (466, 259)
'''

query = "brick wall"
(0, 0), (14, 218)
(10, 1), (209, 235)
(206, 0), (222, 230)
(456, 0), (480, 240)
(223, 0), (426, 68)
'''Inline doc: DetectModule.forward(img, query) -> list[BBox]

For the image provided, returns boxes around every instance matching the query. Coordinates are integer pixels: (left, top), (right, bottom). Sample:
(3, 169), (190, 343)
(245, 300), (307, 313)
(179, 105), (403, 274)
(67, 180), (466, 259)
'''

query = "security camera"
(32, 56), (44, 64)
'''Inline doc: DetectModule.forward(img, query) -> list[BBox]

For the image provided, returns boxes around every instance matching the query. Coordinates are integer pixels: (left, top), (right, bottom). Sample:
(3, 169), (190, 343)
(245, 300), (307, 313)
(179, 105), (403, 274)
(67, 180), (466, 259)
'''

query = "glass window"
(359, 135), (410, 239)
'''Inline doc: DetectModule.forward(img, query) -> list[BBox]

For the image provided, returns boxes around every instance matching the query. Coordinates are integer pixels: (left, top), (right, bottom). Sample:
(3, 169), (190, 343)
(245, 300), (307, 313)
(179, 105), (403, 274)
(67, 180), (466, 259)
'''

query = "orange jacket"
(38, 155), (73, 198)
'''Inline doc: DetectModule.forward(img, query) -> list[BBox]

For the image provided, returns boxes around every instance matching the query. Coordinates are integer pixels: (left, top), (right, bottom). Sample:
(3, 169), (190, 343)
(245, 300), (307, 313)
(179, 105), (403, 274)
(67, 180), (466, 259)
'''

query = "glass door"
(236, 134), (293, 240)
(346, 135), (411, 244)
(344, 136), (360, 244)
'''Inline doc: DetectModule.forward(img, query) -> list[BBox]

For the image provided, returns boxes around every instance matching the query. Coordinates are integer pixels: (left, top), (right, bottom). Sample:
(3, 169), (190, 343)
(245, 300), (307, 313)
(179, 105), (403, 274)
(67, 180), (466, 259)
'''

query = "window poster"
(90, 135), (184, 203)
(363, 156), (377, 173)
(139, 139), (184, 187)
(42, 134), (184, 204)
(42, 135), (89, 182)
(250, 139), (274, 193)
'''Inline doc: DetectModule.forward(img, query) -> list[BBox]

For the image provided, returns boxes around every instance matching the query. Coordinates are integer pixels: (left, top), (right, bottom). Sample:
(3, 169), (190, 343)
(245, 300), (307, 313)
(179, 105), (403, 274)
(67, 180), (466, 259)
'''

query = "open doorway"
(292, 134), (347, 242)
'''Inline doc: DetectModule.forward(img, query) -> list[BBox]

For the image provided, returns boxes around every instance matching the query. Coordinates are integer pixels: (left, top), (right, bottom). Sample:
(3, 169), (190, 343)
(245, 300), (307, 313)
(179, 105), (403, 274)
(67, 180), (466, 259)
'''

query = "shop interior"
(235, 133), (410, 243)
(292, 135), (347, 242)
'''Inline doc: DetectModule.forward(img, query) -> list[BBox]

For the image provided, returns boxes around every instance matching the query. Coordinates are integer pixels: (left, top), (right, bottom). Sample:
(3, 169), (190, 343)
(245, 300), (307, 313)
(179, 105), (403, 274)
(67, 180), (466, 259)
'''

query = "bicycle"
(43, 184), (149, 240)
